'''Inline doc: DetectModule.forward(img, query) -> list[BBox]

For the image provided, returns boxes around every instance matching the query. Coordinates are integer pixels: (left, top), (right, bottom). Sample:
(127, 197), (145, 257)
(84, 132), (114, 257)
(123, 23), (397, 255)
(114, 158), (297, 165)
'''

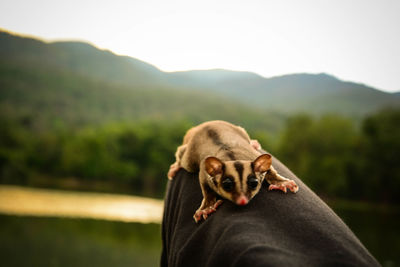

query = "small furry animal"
(168, 120), (298, 222)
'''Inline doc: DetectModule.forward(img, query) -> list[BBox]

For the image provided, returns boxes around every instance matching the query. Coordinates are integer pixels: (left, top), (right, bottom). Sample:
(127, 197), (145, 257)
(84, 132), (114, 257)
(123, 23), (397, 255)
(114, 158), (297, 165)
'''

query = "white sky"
(1, 0), (399, 92)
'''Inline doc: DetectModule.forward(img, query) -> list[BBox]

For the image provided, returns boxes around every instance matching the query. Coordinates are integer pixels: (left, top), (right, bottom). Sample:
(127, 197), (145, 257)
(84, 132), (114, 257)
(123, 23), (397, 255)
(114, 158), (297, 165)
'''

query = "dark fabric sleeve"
(161, 156), (380, 267)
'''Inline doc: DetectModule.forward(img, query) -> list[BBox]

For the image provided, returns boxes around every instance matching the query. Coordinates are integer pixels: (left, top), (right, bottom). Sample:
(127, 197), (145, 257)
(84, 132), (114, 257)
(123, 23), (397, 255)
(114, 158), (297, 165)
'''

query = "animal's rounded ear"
(205, 157), (224, 176)
(253, 154), (272, 173)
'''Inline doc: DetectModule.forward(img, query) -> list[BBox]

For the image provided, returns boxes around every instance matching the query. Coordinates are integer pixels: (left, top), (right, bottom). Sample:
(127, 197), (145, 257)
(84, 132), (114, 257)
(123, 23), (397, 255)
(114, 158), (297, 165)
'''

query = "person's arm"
(161, 156), (380, 267)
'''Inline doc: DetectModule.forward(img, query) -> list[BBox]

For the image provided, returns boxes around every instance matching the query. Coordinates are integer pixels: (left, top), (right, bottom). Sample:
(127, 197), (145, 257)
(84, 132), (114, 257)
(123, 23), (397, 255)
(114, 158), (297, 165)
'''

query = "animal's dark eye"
(247, 176), (259, 190)
(222, 178), (234, 192)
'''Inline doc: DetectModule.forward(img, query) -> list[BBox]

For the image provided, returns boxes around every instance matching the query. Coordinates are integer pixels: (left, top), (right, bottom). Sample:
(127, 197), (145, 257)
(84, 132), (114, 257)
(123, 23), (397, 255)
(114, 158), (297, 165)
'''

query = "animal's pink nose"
(236, 195), (248, 206)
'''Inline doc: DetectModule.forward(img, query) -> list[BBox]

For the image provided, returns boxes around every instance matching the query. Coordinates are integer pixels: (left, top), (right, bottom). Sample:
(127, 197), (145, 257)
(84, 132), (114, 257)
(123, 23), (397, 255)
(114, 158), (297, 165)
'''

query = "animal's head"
(204, 154), (272, 205)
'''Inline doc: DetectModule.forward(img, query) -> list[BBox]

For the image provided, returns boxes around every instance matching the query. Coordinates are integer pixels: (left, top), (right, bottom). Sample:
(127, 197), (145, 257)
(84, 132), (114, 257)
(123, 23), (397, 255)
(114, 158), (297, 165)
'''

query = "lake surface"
(332, 205), (400, 267)
(0, 215), (161, 267)
(0, 185), (398, 266)
(0, 185), (163, 223)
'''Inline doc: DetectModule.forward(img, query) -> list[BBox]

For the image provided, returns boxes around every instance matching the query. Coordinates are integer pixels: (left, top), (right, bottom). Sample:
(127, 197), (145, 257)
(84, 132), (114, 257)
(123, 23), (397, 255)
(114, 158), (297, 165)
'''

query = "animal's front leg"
(193, 183), (223, 222)
(265, 166), (299, 193)
(193, 199), (223, 223)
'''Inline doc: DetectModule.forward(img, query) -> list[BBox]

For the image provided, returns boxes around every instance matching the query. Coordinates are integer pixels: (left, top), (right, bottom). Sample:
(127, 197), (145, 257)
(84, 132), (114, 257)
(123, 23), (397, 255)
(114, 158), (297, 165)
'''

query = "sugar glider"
(168, 120), (299, 222)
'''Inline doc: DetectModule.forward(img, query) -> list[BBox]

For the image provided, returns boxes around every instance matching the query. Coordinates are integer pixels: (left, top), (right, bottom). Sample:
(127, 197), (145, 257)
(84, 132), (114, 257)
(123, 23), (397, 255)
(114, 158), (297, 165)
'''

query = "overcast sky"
(1, 0), (399, 92)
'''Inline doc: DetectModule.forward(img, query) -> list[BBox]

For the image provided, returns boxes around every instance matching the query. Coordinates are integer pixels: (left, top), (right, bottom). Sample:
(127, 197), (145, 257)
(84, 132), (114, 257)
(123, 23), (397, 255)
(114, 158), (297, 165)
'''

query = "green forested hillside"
(169, 71), (400, 116)
(2, 30), (399, 118)
(0, 62), (282, 132)
(0, 30), (282, 198)
(0, 31), (166, 87)
(0, 30), (283, 132)
(1, 30), (399, 203)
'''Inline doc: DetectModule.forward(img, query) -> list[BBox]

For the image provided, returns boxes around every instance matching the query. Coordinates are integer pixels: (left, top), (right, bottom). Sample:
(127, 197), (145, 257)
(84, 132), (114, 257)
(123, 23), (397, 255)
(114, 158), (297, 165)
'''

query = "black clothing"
(161, 157), (379, 267)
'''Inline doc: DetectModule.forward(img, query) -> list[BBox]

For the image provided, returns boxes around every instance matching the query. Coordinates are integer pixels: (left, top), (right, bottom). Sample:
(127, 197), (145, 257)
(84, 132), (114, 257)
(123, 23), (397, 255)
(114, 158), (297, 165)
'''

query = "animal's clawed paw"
(250, 139), (262, 151)
(268, 179), (299, 193)
(193, 200), (223, 223)
(167, 162), (180, 180)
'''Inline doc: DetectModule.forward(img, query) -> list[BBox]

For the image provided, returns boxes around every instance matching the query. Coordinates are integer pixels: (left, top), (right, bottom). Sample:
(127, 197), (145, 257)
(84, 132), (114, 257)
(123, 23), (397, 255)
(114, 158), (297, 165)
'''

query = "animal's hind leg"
(168, 144), (187, 179)
(236, 125), (262, 151)
(250, 139), (262, 151)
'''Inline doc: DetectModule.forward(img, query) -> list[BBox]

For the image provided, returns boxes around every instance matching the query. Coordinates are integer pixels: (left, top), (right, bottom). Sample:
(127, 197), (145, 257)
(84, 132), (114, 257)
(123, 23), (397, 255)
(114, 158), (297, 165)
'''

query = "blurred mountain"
(0, 30), (167, 87)
(1, 29), (399, 124)
(0, 30), (281, 133)
(169, 70), (400, 116)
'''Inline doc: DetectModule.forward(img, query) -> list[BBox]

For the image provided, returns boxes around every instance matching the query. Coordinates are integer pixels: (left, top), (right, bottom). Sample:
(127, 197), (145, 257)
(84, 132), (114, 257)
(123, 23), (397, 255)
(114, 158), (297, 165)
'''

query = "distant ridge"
(0, 30), (167, 87)
(0, 30), (282, 133)
(1, 29), (399, 117)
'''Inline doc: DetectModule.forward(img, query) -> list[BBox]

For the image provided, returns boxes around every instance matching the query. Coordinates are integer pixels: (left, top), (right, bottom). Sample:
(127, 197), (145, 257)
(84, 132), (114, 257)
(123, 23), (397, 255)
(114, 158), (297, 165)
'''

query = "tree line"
(1, 109), (399, 203)
(276, 109), (400, 203)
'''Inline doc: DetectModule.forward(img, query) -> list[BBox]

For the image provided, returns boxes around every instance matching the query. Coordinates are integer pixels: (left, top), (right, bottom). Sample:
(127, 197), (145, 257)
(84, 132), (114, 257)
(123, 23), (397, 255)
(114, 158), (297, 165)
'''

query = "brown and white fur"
(168, 120), (298, 222)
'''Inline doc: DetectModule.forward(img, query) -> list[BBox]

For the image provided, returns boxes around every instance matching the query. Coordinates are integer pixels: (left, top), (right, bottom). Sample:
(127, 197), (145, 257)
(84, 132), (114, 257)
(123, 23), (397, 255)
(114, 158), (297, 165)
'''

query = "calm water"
(333, 207), (400, 267)
(0, 185), (163, 223)
(0, 215), (161, 267)
(0, 186), (163, 267)
(0, 186), (398, 266)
